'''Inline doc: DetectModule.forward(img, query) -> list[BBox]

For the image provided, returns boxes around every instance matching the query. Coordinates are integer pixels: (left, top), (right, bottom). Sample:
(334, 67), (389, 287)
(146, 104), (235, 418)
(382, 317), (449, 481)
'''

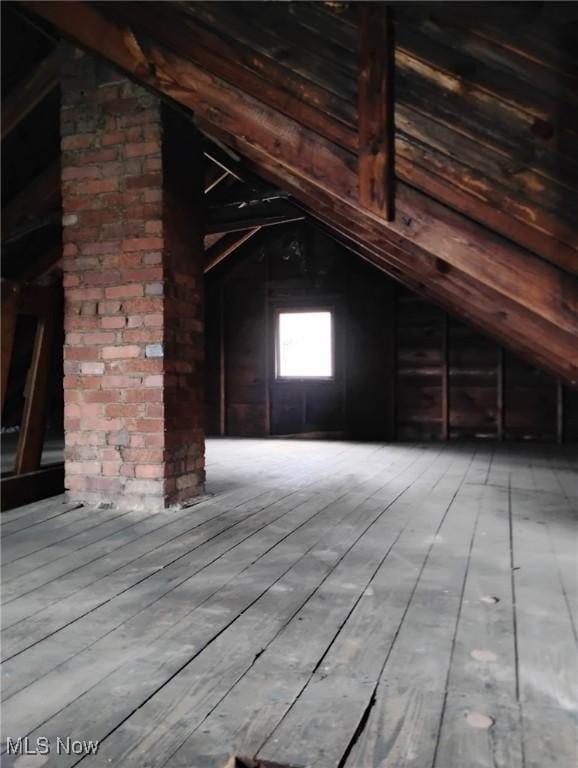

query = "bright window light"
(277, 310), (333, 378)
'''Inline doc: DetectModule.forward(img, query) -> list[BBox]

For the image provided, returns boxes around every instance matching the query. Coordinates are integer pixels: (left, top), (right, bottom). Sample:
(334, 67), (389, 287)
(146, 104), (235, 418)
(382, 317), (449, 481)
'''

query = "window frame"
(274, 306), (336, 382)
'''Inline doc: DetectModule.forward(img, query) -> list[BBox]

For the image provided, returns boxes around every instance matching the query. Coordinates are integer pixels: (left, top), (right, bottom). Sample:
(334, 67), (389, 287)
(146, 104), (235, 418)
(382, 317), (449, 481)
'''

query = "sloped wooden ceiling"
(20, 0), (578, 385)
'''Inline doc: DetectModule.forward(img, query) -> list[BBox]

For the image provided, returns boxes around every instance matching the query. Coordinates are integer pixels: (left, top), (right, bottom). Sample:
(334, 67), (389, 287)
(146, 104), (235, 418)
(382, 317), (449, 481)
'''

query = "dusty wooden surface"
(1, 438), (576, 767)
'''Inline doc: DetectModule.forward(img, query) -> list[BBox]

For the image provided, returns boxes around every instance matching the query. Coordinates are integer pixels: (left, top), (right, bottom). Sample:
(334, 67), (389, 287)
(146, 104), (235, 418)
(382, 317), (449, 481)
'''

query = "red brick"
(80, 241), (120, 256)
(122, 329), (162, 344)
(81, 271), (121, 287)
(84, 332), (117, 345)
(123, 448), (164, 462)
(63, 243), (79, 257)
(140, 433), (165, 448)
(125, 126), (143, 141)
(64, 195), (108, 212)
(120, 268), (163, 282)
(101, 131), (126, 146)
(105, 403), (141, 418)
(124, 141), (160, 159)
(144, 157), (162, 172)
(65, 346), (100, 361)
(101, 316), (126, 329)
(101, 375), (141, 389)
(117, 253), (144, 269)
(67, 287), (103, 302)
(62, 166), (101, 181)
(101, 345), (141, 360)
(97, 300), (122, 315)
(108, 358), (163, 374)
(135, 464), (164, 479)
(143, 189), (162, 203)
(64, 375), (101, 390)
(100, 161), (125, 178)
(126, 173), (161, 190)
(83, 178), (119, 195)
(118, 109), (159, 127)
(143, 375), (163, 388)
(66, 476), (89, 492)
(105, 284), (144, 300)
(121, 298), (163, 315)
(122, 237), (163, 252)
(65, 316), (100, 331)
(102, 462), (123, 477)
(143, 314), (163, 328)
(64, 226), (99, 243)
(125, 389), (163, 403)
(62, 134), (95, 150)
(79, 362), (105, 375)
(145, 220), (162, 235)
(83, 390), (118, 404)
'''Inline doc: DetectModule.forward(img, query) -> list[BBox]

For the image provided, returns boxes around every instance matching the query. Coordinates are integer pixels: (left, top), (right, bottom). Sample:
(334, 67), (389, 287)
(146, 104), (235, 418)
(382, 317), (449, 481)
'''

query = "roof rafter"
(1, 43), (63, 139)
(20, 0), (578, 385)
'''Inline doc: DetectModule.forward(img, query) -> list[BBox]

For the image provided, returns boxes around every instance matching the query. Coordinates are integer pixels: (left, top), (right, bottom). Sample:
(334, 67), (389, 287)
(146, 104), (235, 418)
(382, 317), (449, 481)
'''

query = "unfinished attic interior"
(1, 1), (577, 766)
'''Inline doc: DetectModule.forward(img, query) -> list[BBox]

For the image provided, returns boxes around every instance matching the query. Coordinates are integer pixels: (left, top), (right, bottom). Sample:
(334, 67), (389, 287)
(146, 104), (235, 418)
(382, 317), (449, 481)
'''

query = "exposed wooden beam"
(103, 0), (578, 274)
(556, 380), (564, 445)
(205, 227), (261, 273)
(497, 346), (505, 441)
(219, 282), (227, 436)
(2, 161), (60, 242)
(441, 312), (449, 440)
(22, 1), (578, 385)
(15, 287), (58, 474)
(358, 3), (395, 220)
(1, 464), (64, 511)
(3, 212), (60, 247)
(264, 251), (272, 437)
(204, 163), (230, 194)
(310, 203), (578, 385)
(1, 44), (63, 139)
(1, 282), (20, 413)
(205, 213), (304, 236)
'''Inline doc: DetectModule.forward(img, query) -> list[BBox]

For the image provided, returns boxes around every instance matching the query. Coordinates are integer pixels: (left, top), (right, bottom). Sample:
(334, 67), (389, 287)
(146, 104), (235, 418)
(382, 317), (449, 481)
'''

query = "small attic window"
(276, 309), (334, 379)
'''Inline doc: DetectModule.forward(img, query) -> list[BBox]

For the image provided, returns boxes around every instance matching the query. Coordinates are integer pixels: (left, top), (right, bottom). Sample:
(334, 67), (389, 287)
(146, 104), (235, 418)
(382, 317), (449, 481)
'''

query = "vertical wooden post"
(1, 281), (19, 414)
(219, 281), (227, 436)
(556, 380), (564, 445)
(358, 3), (395, 220)
(497, 346), (505, 441)
(264, 251), (272, 435)
(14, 292), (57, 474)
(441, 313), (449, 441)
(388, 280), (397, 441)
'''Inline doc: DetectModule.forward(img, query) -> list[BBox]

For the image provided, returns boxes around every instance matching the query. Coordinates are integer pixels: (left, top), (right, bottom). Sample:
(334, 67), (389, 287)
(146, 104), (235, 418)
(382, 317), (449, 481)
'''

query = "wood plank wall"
(205, 225), (578, 442)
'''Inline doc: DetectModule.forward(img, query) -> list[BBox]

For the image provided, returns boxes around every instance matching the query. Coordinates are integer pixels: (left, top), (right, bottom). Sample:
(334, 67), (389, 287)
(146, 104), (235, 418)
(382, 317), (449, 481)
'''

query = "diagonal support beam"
(358, 3), (395, 220)
(1, 161), (60, 242)
(15, 289), (58, 474)
(2, 43), (63, 139)
(205, 227), (261, 273)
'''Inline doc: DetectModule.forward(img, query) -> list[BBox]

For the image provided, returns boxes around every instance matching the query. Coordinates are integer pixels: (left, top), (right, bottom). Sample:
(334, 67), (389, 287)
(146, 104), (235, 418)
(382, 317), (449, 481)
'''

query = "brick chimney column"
(61, 51), (205, 510)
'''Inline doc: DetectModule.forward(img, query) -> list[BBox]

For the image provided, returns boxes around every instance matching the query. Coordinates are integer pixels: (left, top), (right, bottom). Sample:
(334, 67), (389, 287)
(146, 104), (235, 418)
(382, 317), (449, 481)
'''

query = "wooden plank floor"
(1, 439), (576, 768)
